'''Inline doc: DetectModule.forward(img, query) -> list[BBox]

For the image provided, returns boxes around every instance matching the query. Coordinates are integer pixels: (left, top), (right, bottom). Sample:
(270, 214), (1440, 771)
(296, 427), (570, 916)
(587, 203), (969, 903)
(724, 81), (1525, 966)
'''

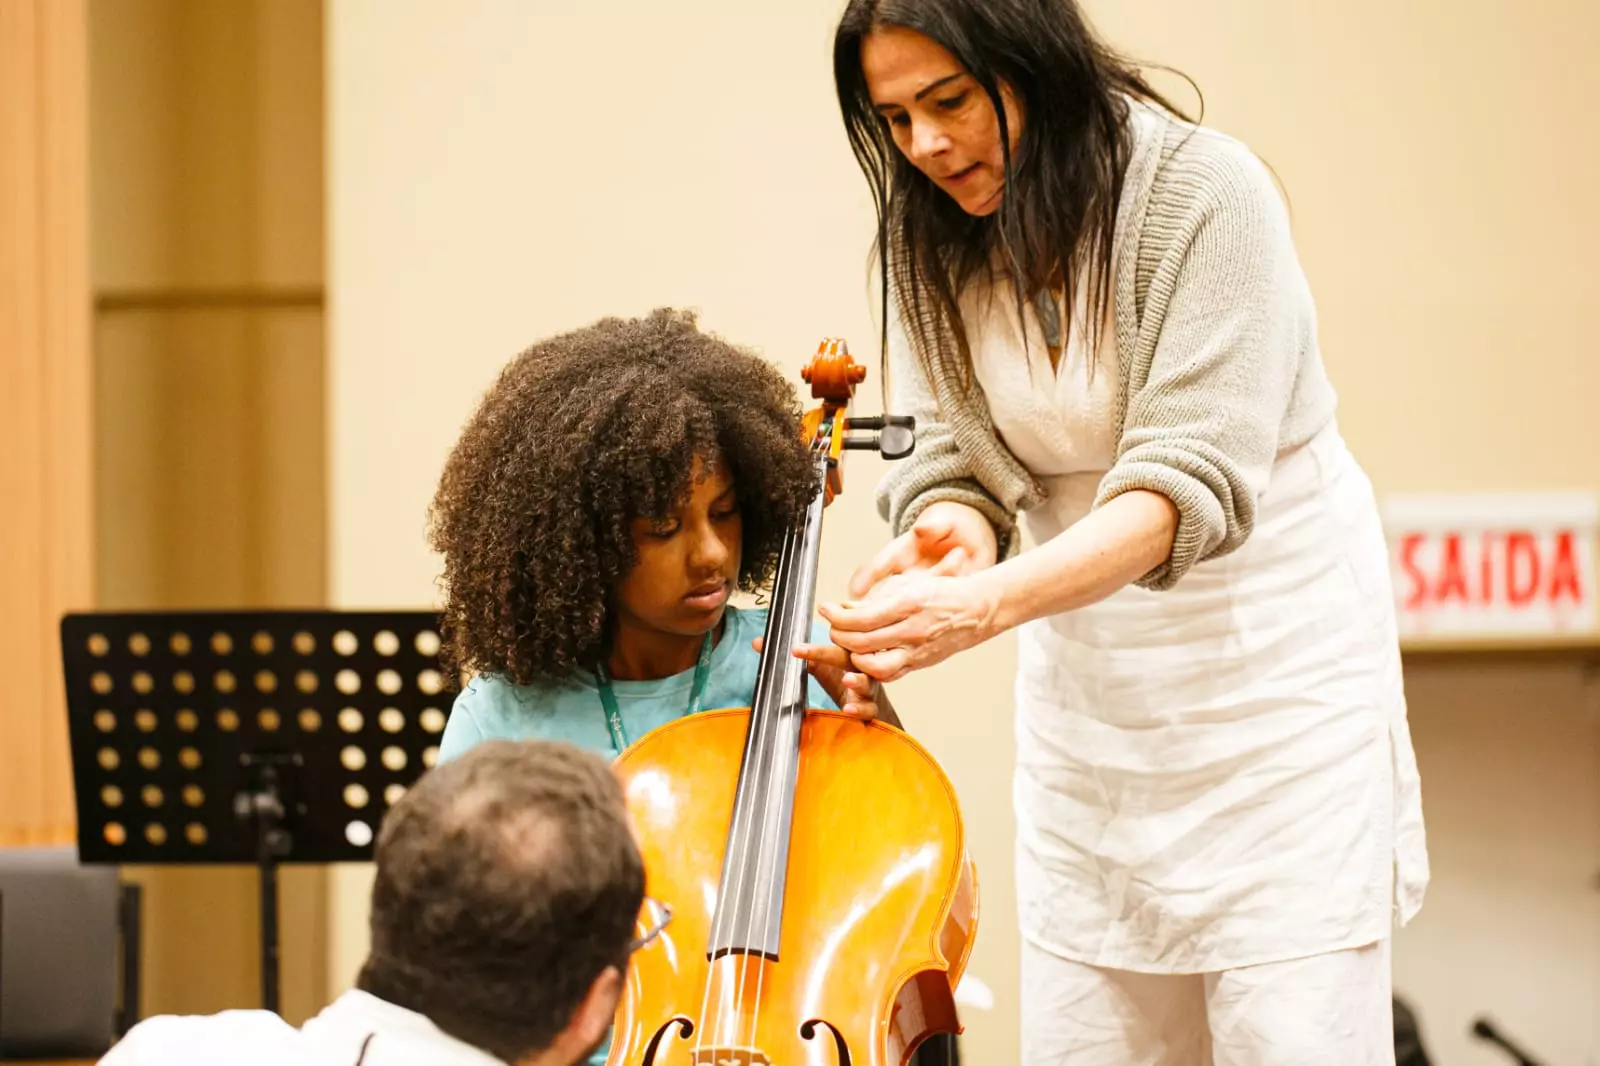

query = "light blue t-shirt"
(439, 605), (837, 762)
(437, 606), (836, 1066)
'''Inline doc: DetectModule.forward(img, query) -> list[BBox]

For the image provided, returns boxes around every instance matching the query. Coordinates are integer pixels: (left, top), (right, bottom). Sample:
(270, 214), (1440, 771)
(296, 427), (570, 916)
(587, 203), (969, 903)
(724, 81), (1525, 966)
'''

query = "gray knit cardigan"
(876, 104), (1338, 590)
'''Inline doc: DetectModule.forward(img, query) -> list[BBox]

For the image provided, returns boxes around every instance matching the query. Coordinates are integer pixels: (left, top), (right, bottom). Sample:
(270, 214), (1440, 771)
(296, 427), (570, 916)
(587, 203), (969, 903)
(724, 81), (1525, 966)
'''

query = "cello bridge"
(692, 1049), (772, 1066)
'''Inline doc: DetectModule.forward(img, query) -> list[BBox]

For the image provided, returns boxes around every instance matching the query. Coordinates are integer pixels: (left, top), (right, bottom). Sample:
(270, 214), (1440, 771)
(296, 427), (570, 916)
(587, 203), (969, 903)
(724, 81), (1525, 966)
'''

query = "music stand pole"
(236, 752), (297, 1014)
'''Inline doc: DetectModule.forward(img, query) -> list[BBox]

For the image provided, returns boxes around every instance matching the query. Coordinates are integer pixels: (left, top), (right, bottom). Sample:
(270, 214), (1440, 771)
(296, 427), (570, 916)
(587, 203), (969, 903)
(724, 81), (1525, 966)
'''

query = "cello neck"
(750, 451), (831, 721)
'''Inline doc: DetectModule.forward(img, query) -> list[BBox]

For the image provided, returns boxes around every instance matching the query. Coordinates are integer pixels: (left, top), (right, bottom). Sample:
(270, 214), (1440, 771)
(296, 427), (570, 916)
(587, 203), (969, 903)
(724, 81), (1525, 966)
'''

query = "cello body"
(610, 710), (978, 1065)
(605, 339), (978, 1065)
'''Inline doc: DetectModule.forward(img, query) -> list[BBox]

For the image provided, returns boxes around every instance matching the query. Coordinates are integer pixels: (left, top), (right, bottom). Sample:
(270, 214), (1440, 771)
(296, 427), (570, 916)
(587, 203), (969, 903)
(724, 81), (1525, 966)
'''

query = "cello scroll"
(797, 338), (915, 504)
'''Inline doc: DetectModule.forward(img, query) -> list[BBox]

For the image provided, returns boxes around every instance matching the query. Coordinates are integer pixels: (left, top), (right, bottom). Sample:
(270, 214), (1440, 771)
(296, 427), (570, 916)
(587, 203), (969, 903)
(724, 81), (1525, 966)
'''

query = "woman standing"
(818, 1), (1429, 1062)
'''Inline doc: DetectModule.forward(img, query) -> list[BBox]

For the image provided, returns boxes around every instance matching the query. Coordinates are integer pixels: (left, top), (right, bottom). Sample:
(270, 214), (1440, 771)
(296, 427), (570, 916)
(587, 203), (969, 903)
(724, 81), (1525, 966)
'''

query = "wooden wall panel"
(0, 0), (92, 846)
(85, 0), (328, 1023)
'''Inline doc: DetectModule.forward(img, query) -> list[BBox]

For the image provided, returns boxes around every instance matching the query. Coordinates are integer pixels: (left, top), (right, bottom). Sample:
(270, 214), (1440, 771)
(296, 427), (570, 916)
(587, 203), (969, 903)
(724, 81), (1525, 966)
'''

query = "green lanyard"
(593, 631), (715, 755)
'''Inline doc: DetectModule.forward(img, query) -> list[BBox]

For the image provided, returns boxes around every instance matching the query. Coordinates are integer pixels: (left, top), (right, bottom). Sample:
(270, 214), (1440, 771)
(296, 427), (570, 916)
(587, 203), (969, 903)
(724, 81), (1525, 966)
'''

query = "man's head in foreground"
(357, 738), (645, 1065)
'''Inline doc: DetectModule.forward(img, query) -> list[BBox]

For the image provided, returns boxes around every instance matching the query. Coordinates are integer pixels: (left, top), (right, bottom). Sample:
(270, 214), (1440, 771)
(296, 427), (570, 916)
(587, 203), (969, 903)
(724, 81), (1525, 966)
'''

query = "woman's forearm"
(981, 489), (1178, 632)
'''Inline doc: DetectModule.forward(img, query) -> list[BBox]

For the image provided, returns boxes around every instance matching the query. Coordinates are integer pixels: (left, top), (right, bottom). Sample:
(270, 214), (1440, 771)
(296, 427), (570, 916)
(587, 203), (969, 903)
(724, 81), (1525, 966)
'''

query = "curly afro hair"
(428, 308), (819, 686)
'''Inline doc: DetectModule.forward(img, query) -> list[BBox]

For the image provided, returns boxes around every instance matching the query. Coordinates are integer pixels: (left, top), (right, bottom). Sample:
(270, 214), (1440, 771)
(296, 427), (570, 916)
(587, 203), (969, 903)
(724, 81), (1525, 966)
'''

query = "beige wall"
(1398, 658), (1598, 1066)
(89, 0), (328, 1026)
(326, 2), (1600, 1063)
(1079, 1), (1600, 497)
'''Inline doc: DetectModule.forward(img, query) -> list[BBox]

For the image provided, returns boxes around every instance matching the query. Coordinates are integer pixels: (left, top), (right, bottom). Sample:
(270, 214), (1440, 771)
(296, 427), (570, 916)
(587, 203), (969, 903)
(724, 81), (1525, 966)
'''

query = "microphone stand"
(1471, 1017), (1541, 1066)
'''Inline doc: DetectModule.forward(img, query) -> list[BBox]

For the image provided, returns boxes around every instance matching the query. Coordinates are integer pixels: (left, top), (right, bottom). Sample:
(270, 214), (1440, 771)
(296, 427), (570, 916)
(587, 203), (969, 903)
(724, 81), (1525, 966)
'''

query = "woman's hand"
(847, 501), (999, 599)
(825, 490), (1180, 683)
(751, 637), (888, 722)
(819, 570), (1003, 683)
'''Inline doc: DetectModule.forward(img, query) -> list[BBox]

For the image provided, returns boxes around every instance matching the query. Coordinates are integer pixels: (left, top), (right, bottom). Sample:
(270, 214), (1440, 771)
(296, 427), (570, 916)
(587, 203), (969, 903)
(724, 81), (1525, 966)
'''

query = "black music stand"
(60, 609), (456, 1015)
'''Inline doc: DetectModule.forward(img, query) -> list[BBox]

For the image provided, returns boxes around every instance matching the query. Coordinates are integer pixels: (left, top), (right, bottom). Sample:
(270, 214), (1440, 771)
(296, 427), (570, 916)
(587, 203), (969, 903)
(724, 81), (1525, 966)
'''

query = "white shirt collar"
(302, 989), (509, 1065)
(100, 988), (510, 1066)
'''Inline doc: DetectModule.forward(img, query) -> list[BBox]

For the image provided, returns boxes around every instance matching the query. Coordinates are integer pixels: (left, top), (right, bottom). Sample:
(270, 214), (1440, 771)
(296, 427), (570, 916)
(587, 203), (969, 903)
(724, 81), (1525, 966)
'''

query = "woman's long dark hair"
(833, 0), (1195, 394)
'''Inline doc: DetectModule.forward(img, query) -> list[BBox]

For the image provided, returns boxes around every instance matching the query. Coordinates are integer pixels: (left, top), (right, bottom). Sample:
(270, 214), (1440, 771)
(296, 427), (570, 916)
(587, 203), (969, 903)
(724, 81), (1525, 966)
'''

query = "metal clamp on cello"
(606, 338), (976, 1066)
(841, 415), (915, 460)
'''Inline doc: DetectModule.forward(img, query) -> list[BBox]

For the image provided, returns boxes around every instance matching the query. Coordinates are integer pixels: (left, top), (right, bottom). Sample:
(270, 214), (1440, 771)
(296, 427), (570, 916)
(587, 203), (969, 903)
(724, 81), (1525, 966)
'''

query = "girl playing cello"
(430, 307), (965, 1066)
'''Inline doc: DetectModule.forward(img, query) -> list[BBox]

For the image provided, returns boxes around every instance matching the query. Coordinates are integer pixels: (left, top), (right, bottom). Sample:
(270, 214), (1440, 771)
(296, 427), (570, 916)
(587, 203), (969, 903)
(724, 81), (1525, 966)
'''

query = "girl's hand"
(751, 637), (885, 722)
(819, 570), (1002, 683)
(848, 501), (999, 600)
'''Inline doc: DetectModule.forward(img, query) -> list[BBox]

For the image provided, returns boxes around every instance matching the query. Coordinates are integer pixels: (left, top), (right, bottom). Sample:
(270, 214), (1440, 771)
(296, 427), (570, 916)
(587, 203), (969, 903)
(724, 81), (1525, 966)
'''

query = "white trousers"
(1020, 938), (1395, 1066)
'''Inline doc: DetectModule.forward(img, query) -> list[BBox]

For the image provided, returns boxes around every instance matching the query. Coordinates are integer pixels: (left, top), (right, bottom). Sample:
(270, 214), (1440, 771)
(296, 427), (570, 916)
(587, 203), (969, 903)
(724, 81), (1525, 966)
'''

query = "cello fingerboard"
(705, 454), (828, 960)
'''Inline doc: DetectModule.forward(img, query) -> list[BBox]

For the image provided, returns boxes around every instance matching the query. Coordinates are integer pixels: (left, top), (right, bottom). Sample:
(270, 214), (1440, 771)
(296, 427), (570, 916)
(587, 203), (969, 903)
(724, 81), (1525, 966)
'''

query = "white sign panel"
(1381, 492), (1600, 642)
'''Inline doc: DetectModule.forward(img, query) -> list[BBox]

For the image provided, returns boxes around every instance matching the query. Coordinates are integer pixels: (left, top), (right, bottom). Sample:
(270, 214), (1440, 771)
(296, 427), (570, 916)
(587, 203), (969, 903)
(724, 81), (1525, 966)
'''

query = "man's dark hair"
(356, 739), (645, 1061)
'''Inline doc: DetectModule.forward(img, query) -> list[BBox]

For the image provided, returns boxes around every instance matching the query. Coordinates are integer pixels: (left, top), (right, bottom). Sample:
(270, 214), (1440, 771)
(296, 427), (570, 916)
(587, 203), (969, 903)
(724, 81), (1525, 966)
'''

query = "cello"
(607, 339), (979, 1066)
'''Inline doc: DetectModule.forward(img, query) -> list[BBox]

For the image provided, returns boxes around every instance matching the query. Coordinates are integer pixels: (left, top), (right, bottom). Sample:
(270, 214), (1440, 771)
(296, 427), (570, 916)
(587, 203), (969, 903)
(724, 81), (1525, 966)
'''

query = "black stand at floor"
(60, 609), (453, 1014)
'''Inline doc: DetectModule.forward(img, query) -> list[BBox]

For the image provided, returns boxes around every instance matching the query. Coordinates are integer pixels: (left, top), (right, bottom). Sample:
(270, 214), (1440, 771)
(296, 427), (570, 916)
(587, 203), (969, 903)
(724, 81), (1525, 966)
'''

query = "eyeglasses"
(628, 896), (672, 953)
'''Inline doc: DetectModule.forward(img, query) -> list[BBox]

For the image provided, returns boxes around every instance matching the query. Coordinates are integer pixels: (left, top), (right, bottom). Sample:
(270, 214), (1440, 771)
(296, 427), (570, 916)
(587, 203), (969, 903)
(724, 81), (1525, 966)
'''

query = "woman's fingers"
(847, 531), (920, 598)
(850, 506), (992, 599)
(929, 545), (971, 577)
(818, 592), (916, 641)
(911, 512), (961, 555)
(760, 626), (913, 698)
(914, 502), (1000, 570)
(847, 647), (911, 683)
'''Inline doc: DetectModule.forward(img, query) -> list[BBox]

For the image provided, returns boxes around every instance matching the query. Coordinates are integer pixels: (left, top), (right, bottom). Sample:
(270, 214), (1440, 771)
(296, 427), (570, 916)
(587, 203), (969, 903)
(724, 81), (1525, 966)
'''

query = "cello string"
(743, 433), (831, 1053)
(714, 493), (807, 1052)
(696, 408), (833, 1056)
(731, 431), (824, 1052)
(698, 536), (785, 1055)
(701, 546), (781, 1055)
(673, 354), (895, 1061)
(734, 458), (813, 1052)
(741, 573), (791, 1052)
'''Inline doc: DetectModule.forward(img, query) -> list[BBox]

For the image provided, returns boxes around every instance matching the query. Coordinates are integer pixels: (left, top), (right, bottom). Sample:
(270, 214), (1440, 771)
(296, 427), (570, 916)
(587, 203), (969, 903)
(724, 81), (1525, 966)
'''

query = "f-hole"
(799, 1019), (852, 1065)
(640, 1017), (694, 1065)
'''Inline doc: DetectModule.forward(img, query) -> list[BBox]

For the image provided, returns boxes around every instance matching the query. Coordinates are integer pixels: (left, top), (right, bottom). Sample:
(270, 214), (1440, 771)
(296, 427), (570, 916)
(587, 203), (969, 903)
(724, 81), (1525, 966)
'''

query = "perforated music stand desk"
(59, 610), (455, 1015)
